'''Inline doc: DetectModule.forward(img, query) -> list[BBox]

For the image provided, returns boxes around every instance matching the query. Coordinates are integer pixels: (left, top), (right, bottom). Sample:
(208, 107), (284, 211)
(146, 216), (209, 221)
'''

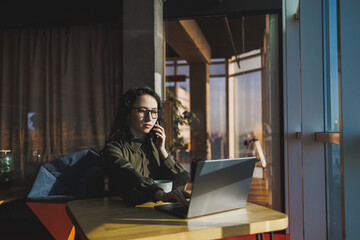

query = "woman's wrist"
(155, 189), (165, 201)
(159, 148), (169, 160)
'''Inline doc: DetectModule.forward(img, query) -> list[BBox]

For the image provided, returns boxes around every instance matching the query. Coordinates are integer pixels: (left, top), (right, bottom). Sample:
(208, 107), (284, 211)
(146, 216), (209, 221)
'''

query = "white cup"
(154, 180), (173, 193)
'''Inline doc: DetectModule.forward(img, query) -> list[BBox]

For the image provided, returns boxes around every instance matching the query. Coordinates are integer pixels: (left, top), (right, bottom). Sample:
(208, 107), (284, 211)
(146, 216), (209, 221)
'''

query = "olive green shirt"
(103, 133), (189, 205)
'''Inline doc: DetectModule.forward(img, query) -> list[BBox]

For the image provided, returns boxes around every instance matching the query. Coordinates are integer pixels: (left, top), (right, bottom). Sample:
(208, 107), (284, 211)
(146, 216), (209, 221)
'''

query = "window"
(323, 0), (342, 238)
(165, 14), (281, 210)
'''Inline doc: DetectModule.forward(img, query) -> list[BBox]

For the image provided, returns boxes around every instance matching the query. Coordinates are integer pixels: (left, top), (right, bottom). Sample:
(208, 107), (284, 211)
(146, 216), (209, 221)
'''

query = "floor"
(0, 199), (54, 240)
(248, 175), (271, 208)
(222, 233), (290, 240)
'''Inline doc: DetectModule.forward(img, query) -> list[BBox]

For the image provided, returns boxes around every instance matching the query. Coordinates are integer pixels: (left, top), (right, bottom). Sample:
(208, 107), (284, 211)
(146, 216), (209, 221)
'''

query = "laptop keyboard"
(155, 202), (189, 218)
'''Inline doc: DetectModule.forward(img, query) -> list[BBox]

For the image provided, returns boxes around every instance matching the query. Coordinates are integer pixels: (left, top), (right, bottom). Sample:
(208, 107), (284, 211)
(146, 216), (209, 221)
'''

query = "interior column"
(190, 63), (211, 162)
(122, 0), (165, 99)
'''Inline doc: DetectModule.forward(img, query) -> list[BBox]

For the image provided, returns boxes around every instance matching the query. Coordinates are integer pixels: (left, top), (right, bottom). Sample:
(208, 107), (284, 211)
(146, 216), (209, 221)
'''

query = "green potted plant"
(165, 88), (198, 153)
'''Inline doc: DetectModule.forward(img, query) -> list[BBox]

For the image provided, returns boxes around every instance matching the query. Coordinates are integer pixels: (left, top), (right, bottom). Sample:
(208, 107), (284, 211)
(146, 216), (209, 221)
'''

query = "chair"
(27, 148), (104, 240)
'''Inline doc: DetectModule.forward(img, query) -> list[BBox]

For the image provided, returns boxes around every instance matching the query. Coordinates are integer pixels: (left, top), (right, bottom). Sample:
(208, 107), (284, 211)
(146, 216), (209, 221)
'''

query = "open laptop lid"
(187, 157), (256, 218)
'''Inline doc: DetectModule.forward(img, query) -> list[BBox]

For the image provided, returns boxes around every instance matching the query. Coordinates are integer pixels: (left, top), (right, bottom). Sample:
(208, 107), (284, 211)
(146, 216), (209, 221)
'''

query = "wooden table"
(66, 197), (288, 240)
(0, 186), (29, 205)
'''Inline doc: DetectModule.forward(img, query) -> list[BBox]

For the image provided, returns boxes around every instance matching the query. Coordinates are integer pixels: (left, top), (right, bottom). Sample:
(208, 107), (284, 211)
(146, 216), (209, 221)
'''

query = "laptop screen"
(187, 157), (256, 218)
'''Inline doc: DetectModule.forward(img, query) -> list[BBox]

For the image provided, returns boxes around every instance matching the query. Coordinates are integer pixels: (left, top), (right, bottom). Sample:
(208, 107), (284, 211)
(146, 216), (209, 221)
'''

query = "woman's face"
(127, 94), (159, 139)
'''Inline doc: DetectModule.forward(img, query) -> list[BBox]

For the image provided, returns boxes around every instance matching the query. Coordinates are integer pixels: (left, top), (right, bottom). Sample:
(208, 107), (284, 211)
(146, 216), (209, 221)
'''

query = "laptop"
(154, 157), (256, 218)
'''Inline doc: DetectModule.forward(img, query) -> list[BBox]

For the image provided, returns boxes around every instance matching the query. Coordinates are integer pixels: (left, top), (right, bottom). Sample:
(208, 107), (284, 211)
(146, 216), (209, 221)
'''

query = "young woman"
(102, 87), (190, 206)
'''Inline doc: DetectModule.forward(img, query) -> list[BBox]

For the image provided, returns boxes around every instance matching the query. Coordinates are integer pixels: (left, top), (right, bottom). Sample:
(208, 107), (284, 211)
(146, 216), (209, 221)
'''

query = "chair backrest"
(27, 148), (103, 203)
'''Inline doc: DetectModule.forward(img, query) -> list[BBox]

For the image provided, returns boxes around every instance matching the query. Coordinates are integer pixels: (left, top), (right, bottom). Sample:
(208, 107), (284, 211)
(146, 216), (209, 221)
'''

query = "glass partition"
(323, 0), (342, 238)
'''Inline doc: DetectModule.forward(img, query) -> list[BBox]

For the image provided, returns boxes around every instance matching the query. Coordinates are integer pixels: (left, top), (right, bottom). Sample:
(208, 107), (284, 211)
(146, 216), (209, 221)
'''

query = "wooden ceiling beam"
(166, 20), (211, 64)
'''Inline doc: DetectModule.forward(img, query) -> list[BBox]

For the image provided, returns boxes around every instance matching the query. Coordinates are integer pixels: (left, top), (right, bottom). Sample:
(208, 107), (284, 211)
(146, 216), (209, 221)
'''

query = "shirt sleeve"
(160, 155), (189, 190)
(103, 142), (161, 206)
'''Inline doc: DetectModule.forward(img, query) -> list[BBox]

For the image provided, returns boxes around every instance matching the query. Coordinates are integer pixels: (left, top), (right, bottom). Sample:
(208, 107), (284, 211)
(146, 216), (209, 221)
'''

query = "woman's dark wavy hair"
(104, 87), (163, 144)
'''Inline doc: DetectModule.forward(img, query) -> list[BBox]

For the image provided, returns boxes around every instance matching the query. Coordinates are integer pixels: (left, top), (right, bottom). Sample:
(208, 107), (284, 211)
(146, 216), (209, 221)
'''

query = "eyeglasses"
(131, 107), (159, 119)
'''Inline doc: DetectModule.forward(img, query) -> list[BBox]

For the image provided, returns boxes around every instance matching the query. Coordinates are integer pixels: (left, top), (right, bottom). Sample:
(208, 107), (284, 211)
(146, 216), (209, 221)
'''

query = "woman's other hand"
(152, 123), (168, 159)
(155, 189), (191, 207)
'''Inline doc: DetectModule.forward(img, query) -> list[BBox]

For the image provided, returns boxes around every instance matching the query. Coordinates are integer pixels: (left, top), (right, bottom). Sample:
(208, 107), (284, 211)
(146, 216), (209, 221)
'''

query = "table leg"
(256, 233), (264, 240)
